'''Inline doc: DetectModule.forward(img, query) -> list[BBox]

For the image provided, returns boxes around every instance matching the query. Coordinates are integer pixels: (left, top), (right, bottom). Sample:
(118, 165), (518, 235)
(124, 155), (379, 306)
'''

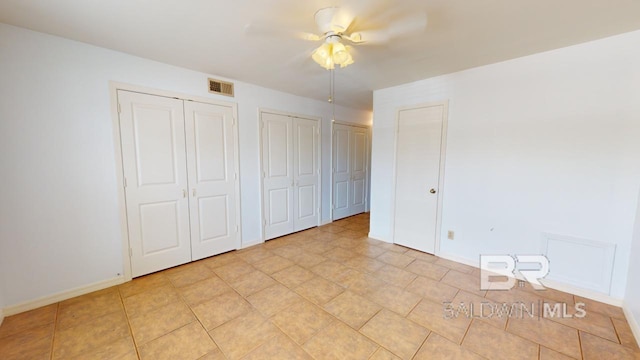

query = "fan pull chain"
(329, 68), (336, 121)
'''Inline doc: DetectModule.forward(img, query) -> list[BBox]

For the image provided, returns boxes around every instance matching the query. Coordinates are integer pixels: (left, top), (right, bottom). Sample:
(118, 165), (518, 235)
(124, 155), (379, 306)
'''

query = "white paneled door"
(184, 101), (238, 260)
(119, 91), (192, 276)
(293, 117), (320, 232)
(332, 123), (369, 220)
(393, 103), (446, 254)
(262, 112), (294, 239)
(332, 125), (350, 219)
(119, 90), (239, 277)
(350, 127), (368, 215)
(261, 111), (319, 240)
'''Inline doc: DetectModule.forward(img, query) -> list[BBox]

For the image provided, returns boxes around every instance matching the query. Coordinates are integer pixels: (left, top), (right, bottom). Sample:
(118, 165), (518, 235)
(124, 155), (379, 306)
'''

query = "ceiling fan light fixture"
(332, 42), (349, 64)
(312, 38), (353, 70)
(312, 42), (335, 70)
(340, 51), (354, 68)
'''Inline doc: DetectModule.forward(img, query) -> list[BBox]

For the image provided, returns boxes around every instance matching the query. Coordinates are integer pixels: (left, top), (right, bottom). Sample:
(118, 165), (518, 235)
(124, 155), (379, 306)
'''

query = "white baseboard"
(367, 232), (391, 243)
(2, 276), (125, 317)
(623, 303), (640, 347)
(241, 239), (263, 249)
(436, 251), (623, 307)
(541, 279), (623, 307)
(437, 251), (480, 268)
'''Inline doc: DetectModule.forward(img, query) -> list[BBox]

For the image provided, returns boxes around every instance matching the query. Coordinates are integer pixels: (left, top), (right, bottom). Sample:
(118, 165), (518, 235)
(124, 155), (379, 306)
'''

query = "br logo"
(479, 255), (550, 291)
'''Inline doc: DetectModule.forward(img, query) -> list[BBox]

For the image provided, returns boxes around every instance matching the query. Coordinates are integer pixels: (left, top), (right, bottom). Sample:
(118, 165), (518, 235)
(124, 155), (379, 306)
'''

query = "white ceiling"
(1, 0), (640, 110)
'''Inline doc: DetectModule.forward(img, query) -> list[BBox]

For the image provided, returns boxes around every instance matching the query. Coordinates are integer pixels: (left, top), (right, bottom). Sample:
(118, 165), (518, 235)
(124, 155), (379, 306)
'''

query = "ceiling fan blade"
(298, 32), (323, 41)
(387, 12), (428, 39)
(314, 7), (353, 34)
(244, 21), (322, 41)
(330, 7), (356, 33)
(347, 11), (427, 45)
(337, 0), (383, 30)
(346, 30), (389, 44)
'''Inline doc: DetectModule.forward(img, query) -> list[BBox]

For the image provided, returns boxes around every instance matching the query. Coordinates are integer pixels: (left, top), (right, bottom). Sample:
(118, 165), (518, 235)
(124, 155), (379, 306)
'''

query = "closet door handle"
(182, 189), (187, 198)
(192, 189), (196, 197)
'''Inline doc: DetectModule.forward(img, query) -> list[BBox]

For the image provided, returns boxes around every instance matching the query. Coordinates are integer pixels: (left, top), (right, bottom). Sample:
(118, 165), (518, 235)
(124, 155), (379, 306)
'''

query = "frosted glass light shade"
(312, 40), (353, 70)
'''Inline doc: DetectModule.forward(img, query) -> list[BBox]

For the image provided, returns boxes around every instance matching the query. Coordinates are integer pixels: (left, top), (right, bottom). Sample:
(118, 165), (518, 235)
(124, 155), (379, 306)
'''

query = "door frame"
(110, 81), (242, 281)
(390, 100), (449, 256)
(330, 120), (371, 220)
(258, 108), (322, 242)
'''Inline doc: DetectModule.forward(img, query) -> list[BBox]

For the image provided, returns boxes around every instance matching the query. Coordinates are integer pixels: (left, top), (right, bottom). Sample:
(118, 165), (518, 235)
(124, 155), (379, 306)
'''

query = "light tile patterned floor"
(1, 213), (639, 359)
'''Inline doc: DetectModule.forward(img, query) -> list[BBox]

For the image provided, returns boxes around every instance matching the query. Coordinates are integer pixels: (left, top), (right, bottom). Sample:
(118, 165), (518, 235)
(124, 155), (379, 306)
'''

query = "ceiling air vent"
(208, 78), (234, 97)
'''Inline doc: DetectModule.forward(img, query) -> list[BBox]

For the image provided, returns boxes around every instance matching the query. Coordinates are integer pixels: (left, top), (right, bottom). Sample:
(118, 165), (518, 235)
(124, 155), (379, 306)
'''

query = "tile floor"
(1, 213), (639, 359)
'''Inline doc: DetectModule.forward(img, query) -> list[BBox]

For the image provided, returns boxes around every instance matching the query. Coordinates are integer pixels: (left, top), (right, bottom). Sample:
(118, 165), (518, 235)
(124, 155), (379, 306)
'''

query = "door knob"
(429, 188), (436, 194)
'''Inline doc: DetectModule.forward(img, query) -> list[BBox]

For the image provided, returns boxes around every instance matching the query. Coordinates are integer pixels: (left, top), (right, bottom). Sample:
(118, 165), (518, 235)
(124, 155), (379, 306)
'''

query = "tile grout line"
(409, 331), (432, 360)
(49, 302), (60, 360)
(459, 316), (475, 347)
(118, 287), (142, 360)
(457, 318), (494, 360)
(610, 315), (624, 346)
(178, 282), (220, 358)
(577, 329), (585, 360)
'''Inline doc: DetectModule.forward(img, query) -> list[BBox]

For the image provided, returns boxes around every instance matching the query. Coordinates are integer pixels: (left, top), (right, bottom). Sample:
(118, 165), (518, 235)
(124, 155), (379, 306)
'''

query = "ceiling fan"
(246, 4), (428, 70)
(307, 6), (427, 70)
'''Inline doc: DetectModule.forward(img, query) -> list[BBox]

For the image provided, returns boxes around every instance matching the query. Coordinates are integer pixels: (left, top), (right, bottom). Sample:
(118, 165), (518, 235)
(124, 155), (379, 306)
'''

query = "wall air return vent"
(208, 78), (234, 97)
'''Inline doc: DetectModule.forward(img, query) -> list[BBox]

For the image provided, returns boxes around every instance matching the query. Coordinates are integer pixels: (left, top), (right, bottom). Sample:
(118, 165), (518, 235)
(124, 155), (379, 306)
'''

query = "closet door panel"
(262, 113), (294, 240)
(350, 127), (367, 214)
(332, 124), (352, 220)
(293, 117), (319, 232)
(184, 101), (238, 260)
(118, 90), (191, 277)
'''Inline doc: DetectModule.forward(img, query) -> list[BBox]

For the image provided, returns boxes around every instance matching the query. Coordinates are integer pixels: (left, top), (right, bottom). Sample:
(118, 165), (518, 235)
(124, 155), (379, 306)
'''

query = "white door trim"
(110, 81), (242, 282)
(258, 108), (322, 241)
(389, 100), (449, 256)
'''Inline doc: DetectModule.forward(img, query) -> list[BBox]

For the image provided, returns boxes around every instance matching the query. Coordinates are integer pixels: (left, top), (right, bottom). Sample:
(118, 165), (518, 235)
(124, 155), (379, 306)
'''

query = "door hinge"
(117, 103), (121, 114)
(129, 248), (132, 257)
(123, 177), (127, 188)
(234, 173), (238, 180)
(232, 117), (236, 126)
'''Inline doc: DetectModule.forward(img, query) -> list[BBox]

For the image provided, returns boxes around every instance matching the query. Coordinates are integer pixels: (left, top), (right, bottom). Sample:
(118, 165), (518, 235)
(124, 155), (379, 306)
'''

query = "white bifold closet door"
(119, 90), (239, 277)
(184, 101), (238, 261)
(262, 112), (319, 240)
(332, 123), (368, 220)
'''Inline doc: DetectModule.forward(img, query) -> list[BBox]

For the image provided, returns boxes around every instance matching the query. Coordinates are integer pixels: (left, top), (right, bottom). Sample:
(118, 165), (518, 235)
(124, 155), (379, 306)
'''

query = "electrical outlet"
(447, 230), (455, 240)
